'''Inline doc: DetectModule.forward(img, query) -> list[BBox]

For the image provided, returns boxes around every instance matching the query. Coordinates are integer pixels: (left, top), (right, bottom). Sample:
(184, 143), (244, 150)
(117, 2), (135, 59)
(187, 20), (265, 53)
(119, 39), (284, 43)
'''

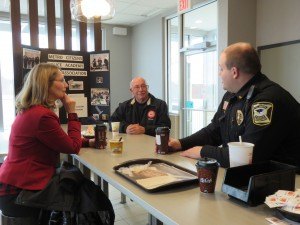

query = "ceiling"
(0, 0), (216, 29)
(104, 0), (178, 26)
(0, 0), (178, 27)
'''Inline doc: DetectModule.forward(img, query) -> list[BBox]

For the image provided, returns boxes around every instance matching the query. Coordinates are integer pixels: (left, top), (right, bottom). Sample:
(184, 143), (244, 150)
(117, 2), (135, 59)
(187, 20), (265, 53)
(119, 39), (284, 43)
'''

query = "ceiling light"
(70, 0), (115, 23)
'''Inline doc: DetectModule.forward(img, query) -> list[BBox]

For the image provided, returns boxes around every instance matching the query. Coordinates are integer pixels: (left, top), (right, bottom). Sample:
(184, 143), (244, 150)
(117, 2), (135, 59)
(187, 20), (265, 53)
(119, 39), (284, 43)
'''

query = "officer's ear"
(231, 66), (239, 79)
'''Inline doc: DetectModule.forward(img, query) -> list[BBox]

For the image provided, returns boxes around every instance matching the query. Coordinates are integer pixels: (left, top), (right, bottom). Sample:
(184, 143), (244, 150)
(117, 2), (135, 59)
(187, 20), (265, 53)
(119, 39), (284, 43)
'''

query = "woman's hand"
(61, 94), (76, 113)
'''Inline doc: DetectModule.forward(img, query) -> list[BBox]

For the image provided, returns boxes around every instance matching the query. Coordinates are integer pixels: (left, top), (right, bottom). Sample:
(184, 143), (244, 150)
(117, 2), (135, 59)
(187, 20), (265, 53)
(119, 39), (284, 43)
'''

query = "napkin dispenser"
(222, 161), (296, 206)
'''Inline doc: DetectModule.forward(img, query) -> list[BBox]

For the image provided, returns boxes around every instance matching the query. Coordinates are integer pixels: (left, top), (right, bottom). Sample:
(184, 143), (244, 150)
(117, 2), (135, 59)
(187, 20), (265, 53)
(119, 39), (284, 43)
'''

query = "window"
(0, 0), (105, 132)
(165, 1), (218, 137)
(166, 16), (179, 114)
(0, 19), (14, 132)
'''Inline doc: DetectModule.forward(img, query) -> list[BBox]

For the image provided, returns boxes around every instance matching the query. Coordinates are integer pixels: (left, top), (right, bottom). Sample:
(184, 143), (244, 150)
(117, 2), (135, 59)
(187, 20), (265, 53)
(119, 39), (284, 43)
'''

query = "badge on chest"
(236, 110), (244, 126)
(147, 110), (156, 120)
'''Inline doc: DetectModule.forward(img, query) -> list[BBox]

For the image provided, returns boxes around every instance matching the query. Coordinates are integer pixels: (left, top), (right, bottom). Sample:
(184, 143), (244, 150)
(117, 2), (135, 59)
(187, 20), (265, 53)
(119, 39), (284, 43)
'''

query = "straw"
(239, 135), (242, 143)
(119, 137), (122, 142)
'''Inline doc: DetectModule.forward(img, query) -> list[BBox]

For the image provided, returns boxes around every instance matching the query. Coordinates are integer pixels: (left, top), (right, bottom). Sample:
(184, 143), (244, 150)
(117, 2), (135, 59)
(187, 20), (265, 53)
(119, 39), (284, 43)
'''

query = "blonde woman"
(0, 63), (93, 221)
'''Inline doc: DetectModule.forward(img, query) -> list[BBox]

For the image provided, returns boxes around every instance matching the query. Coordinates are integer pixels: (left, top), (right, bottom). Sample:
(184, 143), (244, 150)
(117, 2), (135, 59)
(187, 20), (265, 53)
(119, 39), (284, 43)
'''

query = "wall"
(102, 24), (132, 113)
(256, 0), (300, 47)
(217, 0), (257, 101)
(131, 16), (164, 99)
(256, 0), (300, 102)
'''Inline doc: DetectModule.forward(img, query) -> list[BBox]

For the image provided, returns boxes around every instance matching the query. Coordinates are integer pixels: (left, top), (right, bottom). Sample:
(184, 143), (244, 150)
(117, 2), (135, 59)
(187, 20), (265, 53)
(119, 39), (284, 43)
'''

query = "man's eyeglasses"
(132, 84), (149, 91)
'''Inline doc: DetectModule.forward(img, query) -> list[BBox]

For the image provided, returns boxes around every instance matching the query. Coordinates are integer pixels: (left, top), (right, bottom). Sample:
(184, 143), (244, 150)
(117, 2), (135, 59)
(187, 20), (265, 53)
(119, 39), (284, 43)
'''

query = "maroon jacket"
(0, 105), (86, 191)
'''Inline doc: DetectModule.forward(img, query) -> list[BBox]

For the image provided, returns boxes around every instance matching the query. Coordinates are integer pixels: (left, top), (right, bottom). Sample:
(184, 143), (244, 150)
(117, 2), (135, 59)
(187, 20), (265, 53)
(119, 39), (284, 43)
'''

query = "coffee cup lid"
(196, 157), (219, 167)
(95, 124), (107, 130)
(155, 127), (170, 132)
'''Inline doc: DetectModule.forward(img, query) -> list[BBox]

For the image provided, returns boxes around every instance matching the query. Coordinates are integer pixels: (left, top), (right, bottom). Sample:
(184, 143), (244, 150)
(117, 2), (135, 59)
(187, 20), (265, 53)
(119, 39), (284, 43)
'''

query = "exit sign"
(178, 0), (191, 13)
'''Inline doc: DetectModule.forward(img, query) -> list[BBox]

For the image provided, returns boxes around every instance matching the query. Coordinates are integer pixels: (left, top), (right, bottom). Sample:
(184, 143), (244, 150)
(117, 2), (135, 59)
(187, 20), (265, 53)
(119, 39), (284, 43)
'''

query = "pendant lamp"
(70, 0), (115, 23)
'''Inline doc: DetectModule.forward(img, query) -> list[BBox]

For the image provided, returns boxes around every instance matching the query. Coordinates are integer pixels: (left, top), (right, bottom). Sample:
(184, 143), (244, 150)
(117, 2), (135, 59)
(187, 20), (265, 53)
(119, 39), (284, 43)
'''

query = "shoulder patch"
(252, 102), (273, 126)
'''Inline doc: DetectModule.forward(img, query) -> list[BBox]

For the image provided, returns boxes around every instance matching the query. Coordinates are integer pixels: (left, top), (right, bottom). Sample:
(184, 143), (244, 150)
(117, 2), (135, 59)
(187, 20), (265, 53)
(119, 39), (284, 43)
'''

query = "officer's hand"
(180, 146), (202, 159)
(168, 138), (182, 151)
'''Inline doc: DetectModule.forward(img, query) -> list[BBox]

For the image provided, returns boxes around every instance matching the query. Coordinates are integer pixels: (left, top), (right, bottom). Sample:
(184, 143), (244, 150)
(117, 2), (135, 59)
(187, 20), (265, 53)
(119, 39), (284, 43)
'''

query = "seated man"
(110, 77), (171, 136)
(169, 42), (300, 169)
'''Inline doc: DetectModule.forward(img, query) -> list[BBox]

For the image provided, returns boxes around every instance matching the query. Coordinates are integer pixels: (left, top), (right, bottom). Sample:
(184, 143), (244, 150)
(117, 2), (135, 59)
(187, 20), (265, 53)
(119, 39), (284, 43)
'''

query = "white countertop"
(72, 131), (300, 225)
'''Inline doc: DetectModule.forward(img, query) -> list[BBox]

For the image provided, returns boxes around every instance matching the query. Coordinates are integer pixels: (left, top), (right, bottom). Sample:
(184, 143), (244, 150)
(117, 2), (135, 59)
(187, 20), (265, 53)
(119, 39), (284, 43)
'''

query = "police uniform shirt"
(180, 73), (300, 168)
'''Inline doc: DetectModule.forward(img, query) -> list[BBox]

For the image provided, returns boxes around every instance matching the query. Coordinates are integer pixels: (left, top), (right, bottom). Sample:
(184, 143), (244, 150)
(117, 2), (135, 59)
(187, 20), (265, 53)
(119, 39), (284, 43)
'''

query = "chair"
(0, 211), (37, 225)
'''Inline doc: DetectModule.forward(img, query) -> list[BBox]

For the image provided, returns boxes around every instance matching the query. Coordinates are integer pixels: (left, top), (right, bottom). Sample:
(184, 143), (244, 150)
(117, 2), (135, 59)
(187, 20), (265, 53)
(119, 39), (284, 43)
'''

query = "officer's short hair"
(223, 42), (261, 75)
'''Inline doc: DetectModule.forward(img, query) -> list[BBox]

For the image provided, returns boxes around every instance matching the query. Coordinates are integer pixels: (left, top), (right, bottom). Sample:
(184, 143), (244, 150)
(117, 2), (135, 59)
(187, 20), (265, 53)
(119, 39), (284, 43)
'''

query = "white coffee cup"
(111, 122), (120, 139)
(228, 142), (254, 167)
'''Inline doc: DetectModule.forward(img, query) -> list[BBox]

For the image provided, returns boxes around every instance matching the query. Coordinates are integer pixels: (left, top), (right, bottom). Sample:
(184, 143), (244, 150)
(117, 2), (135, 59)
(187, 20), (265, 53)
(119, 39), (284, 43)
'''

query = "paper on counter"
(265, 190), (300, 214)
(136, 175), (178, 190)
(265, 217), (290, 225)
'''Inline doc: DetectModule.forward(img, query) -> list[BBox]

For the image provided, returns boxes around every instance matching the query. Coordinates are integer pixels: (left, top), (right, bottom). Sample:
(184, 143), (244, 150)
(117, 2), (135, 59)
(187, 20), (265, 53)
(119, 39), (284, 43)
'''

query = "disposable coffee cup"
(109, 139), (124, 155)
(155, 127), (170, 154)
(94, 124), (107, 149)
(228, 142), (254, 167)
(111, 122), (120, 139)
(195, 158), (219, 193)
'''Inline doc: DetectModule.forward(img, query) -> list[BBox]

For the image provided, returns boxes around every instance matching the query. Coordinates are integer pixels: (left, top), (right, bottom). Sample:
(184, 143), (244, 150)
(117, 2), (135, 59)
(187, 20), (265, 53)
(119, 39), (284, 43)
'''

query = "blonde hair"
(15, 63), (60, 113)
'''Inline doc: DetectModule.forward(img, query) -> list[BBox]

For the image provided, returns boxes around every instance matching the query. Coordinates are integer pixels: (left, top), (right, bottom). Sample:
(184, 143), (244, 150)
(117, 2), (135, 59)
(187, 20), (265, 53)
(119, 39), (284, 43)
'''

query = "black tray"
(222, 161), (296, 206)
(277, 208), (300, 222)
(113, 158), (198, 192)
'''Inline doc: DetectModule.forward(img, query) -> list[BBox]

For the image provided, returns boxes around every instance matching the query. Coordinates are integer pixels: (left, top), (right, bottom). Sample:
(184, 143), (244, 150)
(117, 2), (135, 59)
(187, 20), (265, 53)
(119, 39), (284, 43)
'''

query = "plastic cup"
(111, 122), (120, 139)
(228, 142), (254, 167)
(109, 139), (124, 155)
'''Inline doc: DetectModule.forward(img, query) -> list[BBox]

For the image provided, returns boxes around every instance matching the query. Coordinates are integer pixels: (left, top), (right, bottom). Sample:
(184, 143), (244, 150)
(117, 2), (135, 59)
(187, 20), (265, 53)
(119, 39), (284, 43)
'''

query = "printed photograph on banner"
(93, 114), (100, 121)
(91, 88), (110, 106)
(23, 48), (41, 69)
(90, 53), (109, 72)
(96, 76), (103, 84)
(67, 79), (84, 91)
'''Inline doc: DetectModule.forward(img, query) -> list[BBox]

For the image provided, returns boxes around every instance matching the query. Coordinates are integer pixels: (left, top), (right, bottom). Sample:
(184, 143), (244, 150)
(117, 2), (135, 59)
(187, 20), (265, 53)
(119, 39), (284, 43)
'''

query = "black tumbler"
(94, 124), (107, 149)
(155, 127), (170, 154)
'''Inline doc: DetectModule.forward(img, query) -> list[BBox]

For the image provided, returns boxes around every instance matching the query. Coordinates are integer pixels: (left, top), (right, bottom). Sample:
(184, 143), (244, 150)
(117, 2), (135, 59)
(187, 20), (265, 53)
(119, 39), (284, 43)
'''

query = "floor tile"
(109, 184), (148, 225)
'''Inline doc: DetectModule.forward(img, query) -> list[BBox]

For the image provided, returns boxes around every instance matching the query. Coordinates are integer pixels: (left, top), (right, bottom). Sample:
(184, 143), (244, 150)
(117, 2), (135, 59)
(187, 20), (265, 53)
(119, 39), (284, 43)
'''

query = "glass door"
(183, 50), (218, 136)
(181, 1), (218, 136)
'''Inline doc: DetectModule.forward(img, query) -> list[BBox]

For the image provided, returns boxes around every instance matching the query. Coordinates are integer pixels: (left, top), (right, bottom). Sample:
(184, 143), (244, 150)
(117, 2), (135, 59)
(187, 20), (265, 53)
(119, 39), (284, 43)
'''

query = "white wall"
(131, 16), (164, 99)
(103, 24), (132, 113)
(256, 0), (300, 102)
(218, 0), (257, 101)
(256, 0), (300, 47)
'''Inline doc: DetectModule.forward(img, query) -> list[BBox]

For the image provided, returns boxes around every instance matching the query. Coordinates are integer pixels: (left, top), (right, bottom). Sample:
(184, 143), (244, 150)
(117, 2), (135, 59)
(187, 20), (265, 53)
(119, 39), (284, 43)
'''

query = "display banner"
(21, 46), (110, 124)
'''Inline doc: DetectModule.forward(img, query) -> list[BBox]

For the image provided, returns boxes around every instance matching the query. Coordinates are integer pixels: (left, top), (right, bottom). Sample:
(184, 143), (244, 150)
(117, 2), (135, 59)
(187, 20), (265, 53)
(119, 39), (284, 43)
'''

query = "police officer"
(169, 42), (300, 168)
(110, 76), (171, 136)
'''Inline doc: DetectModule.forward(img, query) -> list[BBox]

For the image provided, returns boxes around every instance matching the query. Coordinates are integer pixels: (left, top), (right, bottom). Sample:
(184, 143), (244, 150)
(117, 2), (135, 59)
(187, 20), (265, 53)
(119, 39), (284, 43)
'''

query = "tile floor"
(109, 184), (149, 225)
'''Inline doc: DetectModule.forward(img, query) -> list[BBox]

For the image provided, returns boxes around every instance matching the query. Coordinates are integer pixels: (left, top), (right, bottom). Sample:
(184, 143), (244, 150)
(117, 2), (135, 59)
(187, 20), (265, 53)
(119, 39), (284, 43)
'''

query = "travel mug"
(155, 127), (170, 154)
(94, 124), (107, 149)
(195, 158), (219, 193)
